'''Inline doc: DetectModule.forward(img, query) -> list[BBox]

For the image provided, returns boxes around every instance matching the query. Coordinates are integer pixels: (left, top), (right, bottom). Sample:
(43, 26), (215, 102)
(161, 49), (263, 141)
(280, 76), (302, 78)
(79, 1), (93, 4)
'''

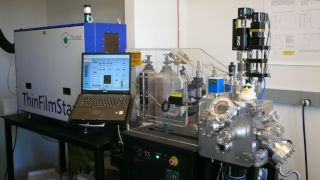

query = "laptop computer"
(69, 53), (131, 123)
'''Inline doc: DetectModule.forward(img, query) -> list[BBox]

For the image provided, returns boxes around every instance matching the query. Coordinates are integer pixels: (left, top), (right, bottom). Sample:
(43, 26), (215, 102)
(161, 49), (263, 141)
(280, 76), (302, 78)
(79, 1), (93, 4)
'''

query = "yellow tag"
(250, 29), (265, 32)
(171, 92), (182, 97)
(129, 51), (142, 66)
(282, 51), (295, 56)
(42, 31), (46, 35)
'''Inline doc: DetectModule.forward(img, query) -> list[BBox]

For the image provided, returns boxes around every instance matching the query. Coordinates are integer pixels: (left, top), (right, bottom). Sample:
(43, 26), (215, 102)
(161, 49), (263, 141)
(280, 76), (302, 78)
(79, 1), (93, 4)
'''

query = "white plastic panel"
(15, 26), (84, 121)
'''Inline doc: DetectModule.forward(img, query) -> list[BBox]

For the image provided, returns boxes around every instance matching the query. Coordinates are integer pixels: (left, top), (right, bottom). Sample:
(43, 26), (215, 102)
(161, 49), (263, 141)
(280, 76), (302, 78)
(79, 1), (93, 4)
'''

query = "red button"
(169, 156), (178, 166)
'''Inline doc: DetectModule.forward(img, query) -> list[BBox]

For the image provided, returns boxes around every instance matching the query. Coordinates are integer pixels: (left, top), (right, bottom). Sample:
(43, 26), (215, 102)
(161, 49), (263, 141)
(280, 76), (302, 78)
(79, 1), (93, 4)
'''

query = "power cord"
(302, 99), (311, 180)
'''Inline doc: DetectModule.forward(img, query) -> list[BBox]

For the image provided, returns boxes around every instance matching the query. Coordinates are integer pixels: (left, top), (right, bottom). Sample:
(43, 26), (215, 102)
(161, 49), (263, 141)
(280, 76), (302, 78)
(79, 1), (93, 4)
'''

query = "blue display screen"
(82, 54), (130, 92)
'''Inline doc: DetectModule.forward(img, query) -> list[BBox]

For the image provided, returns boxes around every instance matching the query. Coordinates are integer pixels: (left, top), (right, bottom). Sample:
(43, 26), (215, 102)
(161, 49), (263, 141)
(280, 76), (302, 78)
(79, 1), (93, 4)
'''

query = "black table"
(3, 113), (116, 180)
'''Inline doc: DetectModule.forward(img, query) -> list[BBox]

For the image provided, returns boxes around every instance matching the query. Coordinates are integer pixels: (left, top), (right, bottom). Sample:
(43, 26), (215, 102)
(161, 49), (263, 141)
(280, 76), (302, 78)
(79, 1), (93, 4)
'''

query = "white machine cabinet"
(15, 23), (126, 121)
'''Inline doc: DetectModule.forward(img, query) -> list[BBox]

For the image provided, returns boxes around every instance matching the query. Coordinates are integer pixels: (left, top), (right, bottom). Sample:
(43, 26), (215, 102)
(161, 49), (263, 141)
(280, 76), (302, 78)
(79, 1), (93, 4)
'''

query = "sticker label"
(171, 92), (182, 97)
(129, 51), (142, 66)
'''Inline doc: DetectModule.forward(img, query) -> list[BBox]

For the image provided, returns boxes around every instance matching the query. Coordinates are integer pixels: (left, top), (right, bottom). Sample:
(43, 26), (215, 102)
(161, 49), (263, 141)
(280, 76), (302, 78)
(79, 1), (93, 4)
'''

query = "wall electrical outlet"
(302, 99), (312, 106)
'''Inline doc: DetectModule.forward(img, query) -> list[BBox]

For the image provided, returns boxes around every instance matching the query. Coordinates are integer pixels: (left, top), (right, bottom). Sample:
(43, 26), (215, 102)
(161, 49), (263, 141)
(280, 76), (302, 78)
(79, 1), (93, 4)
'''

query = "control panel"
(123, 127), (199, 180)
(132, 145), (179, 167)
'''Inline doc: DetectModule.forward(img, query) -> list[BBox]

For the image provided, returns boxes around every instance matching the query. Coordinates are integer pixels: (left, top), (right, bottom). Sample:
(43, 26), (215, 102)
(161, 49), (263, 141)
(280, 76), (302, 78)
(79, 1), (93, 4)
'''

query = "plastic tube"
(258, 78), (266, 99)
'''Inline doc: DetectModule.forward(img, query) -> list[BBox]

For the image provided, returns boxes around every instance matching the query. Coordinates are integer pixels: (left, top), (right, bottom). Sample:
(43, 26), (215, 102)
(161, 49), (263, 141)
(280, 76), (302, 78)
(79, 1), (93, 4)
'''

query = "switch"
(169, 156), (178, 166)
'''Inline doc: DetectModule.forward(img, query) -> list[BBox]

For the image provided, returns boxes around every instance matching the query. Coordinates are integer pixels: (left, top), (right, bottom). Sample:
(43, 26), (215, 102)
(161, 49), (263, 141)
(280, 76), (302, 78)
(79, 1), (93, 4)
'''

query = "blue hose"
(258, 78), (266, 100)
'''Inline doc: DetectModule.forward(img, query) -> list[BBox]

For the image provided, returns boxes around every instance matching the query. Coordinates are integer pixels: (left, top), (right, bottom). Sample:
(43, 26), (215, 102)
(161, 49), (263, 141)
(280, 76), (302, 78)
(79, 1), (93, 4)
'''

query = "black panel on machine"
(122, 126), (199, 180)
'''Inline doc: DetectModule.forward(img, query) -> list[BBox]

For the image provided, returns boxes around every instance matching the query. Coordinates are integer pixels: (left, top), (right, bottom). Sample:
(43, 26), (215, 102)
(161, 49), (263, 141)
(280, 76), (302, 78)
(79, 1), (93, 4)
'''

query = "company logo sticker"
(22, 92), (73, 116)
(62, 32), (71, 47)
(61, 32), (82, 48)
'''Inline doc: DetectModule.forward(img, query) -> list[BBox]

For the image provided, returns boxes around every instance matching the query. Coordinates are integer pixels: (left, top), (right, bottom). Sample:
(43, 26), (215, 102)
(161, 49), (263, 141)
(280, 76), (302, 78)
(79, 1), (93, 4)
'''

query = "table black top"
(2, 113), (115, 150)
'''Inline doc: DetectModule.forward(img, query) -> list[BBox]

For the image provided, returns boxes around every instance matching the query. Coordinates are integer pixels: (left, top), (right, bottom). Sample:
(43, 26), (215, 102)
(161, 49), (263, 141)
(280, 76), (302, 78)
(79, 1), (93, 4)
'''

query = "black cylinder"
(236, 28), (250, 50)
(252, 12), (267, 22)
(228, 62), (236, 77)
(238, 7), (254, 19)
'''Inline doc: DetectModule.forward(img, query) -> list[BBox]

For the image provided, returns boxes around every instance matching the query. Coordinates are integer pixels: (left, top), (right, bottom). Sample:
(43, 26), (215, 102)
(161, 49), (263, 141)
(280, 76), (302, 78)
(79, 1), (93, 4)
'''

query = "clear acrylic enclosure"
(127, 48), (228, 128)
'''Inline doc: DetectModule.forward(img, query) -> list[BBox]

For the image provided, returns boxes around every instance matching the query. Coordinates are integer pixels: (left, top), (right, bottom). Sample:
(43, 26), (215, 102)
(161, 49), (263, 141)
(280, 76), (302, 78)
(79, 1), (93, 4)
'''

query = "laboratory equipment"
(198, 7), (300, 180)
(84, 4), (93, 23)
(129, 48), (222, 137)
(15, 23), (126, 121)
(125, 7), (298, 180)
(123, 126), (199, 180)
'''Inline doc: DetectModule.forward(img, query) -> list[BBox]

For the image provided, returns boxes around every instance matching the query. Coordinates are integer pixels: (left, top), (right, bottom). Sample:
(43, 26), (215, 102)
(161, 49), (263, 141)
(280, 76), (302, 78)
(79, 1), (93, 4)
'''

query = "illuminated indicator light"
(156, 155), (160, 159)
(169, 156), (178, 166)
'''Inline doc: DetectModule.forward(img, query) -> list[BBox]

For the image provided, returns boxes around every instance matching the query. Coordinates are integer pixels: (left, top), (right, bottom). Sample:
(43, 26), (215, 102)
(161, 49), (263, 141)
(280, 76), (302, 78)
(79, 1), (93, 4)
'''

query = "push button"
(169, 156), (178, 166)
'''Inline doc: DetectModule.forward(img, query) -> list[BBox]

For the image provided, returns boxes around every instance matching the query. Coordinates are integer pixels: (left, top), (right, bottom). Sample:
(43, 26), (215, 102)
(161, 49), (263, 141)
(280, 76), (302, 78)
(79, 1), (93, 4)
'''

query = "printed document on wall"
(265, 0), (320, 66)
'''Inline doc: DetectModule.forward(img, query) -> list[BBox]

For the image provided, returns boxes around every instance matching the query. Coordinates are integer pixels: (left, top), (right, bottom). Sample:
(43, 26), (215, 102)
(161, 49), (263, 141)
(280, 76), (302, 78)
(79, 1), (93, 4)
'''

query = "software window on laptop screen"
(82, 54), (130, 92)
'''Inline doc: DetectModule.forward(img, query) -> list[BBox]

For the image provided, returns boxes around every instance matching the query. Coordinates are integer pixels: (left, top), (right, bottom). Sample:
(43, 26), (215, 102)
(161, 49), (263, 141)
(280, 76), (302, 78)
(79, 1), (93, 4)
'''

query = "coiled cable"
(278, 166), (301, 180)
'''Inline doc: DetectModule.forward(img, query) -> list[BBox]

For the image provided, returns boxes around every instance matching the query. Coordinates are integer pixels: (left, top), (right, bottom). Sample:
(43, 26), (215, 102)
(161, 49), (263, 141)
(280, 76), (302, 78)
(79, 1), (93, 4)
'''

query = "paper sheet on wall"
(265, 0), (320, 66)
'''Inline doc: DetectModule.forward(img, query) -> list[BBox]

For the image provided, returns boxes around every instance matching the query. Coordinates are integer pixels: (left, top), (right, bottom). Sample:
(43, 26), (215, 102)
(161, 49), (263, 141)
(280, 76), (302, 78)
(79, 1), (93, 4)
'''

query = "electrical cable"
(222, 164), (246, 180)
(149, 94), (178, 116)
(117, 125), (124, 145)
(278, 166), (301, 180)
(216, 163), (223, 180)
(13, 126), (18, 152)
(221, 164), (228, 180)
(302, 101), (309, 180)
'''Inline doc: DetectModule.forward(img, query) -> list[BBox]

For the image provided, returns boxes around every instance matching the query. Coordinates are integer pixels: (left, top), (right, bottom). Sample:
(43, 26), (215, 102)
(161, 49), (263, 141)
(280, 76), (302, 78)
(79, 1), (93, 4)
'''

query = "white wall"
(0, 1), (61, 179)
(275, 104), (320, 180)
(46, 0), (125, 26)
(179, 0), (264, 68)
(179, 0), (320, 179)
(0, 0), (48, 96)
(125, 0), (178, 48)
(268, 64), (320, 92)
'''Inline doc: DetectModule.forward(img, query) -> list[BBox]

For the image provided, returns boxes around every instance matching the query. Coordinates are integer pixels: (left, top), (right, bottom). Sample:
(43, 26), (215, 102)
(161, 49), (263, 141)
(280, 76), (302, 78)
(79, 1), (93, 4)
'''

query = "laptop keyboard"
(79, 95), (128, 109)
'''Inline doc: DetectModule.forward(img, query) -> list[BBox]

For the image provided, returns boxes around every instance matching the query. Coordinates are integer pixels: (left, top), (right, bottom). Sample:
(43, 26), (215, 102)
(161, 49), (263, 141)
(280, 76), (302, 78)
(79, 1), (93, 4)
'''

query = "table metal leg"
(94, 150), (104, 180)
(4, 122), (14, 180)
(59, 141), (66, 172)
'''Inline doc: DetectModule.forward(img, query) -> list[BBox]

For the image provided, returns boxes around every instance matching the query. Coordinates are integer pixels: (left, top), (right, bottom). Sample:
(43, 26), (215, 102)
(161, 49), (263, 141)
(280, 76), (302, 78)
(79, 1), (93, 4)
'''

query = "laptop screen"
(82, 53), (131, 93)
